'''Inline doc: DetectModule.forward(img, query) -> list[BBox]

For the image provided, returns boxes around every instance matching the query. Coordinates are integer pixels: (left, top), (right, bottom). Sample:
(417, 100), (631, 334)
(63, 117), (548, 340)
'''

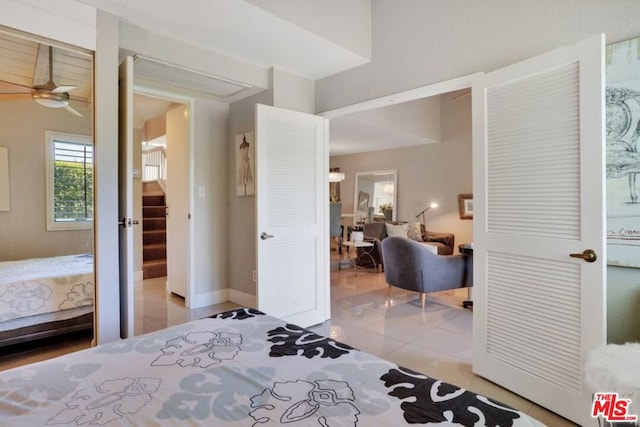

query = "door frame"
(133, 84), (196, 307)
(318, 74), (480, 241)
(319, 73), (481, 119)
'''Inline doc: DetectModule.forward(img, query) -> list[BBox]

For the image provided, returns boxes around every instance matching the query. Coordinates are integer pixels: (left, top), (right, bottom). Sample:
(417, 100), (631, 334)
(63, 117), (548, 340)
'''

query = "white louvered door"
(255, 104), (329, 327)
(472, 35), (606, 426)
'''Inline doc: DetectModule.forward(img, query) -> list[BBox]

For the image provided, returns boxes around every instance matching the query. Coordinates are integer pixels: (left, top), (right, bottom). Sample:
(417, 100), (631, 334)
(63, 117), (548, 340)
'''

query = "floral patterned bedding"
(0, 254), (94, 322)
(0, 308), (542, 426)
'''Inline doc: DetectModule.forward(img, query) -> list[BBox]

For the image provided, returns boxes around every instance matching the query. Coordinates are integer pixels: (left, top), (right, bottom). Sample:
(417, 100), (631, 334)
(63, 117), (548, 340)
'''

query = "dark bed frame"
(0, 312), (93, 348)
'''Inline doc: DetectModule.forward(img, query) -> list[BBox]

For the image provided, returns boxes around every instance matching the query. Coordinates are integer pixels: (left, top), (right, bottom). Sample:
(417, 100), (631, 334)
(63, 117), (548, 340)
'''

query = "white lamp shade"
(329, 172), (345, 182)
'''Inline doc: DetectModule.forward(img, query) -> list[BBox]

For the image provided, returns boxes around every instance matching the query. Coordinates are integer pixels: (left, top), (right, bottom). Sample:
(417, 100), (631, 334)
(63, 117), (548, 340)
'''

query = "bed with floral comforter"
(0, 254), (94, 347)
(0, 308), (542, 426)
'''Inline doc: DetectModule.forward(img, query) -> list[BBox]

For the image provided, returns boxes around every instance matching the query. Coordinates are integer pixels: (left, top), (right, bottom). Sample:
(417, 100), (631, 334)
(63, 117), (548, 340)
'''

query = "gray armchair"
(355, 222), (455, 272)
(381, 236), (472, 308)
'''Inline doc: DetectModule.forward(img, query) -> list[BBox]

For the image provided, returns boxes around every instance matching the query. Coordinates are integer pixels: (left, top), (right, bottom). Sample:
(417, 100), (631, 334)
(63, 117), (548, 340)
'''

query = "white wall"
(271, 68), (315, 114)
(246, 0), (371, 60)
(94, 10), (121, 344)
(227, 68), (314, 301)
(319, 0), (640, 343)
(133, 128), (143, 275)
(228, 90), (272, 300)
(0, 0), (96, 50)
(0, 101), (93, 261)
(317, 0), (640, 113)
(192, 98), (230, 302)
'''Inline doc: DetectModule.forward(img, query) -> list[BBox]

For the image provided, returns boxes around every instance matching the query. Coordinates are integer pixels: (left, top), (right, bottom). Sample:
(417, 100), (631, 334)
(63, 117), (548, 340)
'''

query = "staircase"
(142, 181), (167, 279)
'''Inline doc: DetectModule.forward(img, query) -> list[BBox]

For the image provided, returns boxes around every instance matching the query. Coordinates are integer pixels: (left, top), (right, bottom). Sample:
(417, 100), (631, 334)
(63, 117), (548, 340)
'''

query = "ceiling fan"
(0, 45), (83, 117)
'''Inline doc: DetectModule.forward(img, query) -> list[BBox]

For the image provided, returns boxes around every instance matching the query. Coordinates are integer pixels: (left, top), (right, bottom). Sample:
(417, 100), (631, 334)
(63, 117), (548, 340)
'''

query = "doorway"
(323, 75), (477, 268)
(131, 89), (192, 335)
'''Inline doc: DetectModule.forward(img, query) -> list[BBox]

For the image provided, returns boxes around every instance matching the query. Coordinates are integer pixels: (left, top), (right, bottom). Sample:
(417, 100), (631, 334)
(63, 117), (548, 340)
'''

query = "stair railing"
(142, 146), (166, 182)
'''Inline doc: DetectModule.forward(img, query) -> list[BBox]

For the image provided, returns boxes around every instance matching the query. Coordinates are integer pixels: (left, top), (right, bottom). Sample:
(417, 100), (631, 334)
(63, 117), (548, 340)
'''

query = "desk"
(340, 240), (376, 273)
(459, 243), (474, 309)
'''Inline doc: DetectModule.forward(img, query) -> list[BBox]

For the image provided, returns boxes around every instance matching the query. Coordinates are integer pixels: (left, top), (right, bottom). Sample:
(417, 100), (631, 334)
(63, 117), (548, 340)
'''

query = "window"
(45, 131), (93, 230)
(372, 181), (394, 214)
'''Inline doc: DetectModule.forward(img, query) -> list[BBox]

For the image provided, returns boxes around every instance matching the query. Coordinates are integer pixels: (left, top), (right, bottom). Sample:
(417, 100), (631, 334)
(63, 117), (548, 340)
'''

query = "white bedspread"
(0, 308), (542, 426)
(0, 254), (94, 321)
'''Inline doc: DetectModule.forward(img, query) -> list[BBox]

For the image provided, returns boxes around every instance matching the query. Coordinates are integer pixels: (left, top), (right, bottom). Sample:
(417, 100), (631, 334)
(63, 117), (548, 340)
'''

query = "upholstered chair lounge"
(356, 221), (455, 272)
(381, 236), (472, 308)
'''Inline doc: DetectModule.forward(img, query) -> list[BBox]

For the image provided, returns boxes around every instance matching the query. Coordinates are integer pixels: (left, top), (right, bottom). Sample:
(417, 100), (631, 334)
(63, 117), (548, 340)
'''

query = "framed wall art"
(236, 131), (255, 196)
(458, 194), (473, 220)
(606, 36), (640, 267)
(357, 191), (370, 211)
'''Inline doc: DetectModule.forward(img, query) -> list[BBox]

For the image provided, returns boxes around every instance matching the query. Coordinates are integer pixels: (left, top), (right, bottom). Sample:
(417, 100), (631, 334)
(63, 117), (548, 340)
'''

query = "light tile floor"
(0, 263), (577, 426)
(309, 260), (578, 427)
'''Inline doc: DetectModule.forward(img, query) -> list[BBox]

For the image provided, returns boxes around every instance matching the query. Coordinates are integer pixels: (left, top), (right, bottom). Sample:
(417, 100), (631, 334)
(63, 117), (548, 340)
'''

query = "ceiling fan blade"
(0, 80), (33, 93)
(52, 85), (76, 94)
(64, 105), (83, 117)
(0, 93), (32, 101)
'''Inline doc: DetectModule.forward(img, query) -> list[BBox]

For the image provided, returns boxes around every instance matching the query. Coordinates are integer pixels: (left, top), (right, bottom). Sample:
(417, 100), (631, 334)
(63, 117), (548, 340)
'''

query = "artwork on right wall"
(235, 131), (255, 196)
(606, 36), (640, 267)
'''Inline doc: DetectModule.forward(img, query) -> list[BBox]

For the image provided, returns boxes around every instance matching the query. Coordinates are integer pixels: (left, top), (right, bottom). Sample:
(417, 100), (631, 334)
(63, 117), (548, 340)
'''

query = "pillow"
(385, 222), (409, 238)
(407, 222), (424, 242)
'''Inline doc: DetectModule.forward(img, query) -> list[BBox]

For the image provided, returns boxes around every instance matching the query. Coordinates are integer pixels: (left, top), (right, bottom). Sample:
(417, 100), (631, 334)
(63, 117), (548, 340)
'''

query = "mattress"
(0, 308), (542, 426)
(0, 254), (94, 322)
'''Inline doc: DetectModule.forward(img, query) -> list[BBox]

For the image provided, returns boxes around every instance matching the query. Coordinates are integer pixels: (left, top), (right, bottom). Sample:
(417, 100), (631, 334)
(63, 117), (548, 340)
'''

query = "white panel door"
(166, 104), (189, 299)
(256, 104), (329, 328)
(118, 56), (135, 338)
(472, 35), (606, 426)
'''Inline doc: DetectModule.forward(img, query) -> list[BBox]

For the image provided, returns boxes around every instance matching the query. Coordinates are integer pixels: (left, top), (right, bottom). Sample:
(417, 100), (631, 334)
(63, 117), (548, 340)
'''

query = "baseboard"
(134, 270), (143, 281)
(229, 289), (257, 308)
(183, 288), (257, 310)
(189, 288), (229, 309)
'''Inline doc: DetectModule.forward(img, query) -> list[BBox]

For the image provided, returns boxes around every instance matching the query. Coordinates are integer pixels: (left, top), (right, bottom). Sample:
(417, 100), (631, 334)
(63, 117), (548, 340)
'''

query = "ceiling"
(75, 0), (370, 80)
(0, 30), (93, 102)
(329, 96), (445, 157)
(0, 2), (461, 156)
(133, 93), (176, 128)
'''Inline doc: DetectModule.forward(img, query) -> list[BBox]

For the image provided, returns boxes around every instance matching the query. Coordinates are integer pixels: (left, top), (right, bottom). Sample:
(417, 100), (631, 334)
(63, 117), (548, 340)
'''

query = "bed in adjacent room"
(0, 308), (542, 426)
(0, 254), (94, 347)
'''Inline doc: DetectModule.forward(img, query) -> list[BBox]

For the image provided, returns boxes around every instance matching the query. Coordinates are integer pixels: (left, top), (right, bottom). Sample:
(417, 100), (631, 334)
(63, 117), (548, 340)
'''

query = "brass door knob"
(569, 249), (597, 263)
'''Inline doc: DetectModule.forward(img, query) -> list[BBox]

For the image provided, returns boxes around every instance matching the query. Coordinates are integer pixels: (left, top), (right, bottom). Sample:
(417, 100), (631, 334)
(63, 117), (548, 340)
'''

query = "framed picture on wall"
(235, 131), (255, 196)
(605, 36), (640, 267)
(458, 193), (473, 220)
(357, 191), (370, 211)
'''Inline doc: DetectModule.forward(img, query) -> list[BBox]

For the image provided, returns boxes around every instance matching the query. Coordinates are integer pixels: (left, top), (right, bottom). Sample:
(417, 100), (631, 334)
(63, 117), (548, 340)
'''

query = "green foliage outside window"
(54, 155), (93, 222)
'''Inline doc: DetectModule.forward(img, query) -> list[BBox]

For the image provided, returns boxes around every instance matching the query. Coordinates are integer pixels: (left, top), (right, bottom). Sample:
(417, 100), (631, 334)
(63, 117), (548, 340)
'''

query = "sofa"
(355, 221), (455, 271)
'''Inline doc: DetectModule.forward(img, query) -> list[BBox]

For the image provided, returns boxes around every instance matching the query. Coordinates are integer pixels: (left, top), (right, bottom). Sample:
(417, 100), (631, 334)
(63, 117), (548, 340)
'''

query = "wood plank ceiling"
(0, 30), (92, 102)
